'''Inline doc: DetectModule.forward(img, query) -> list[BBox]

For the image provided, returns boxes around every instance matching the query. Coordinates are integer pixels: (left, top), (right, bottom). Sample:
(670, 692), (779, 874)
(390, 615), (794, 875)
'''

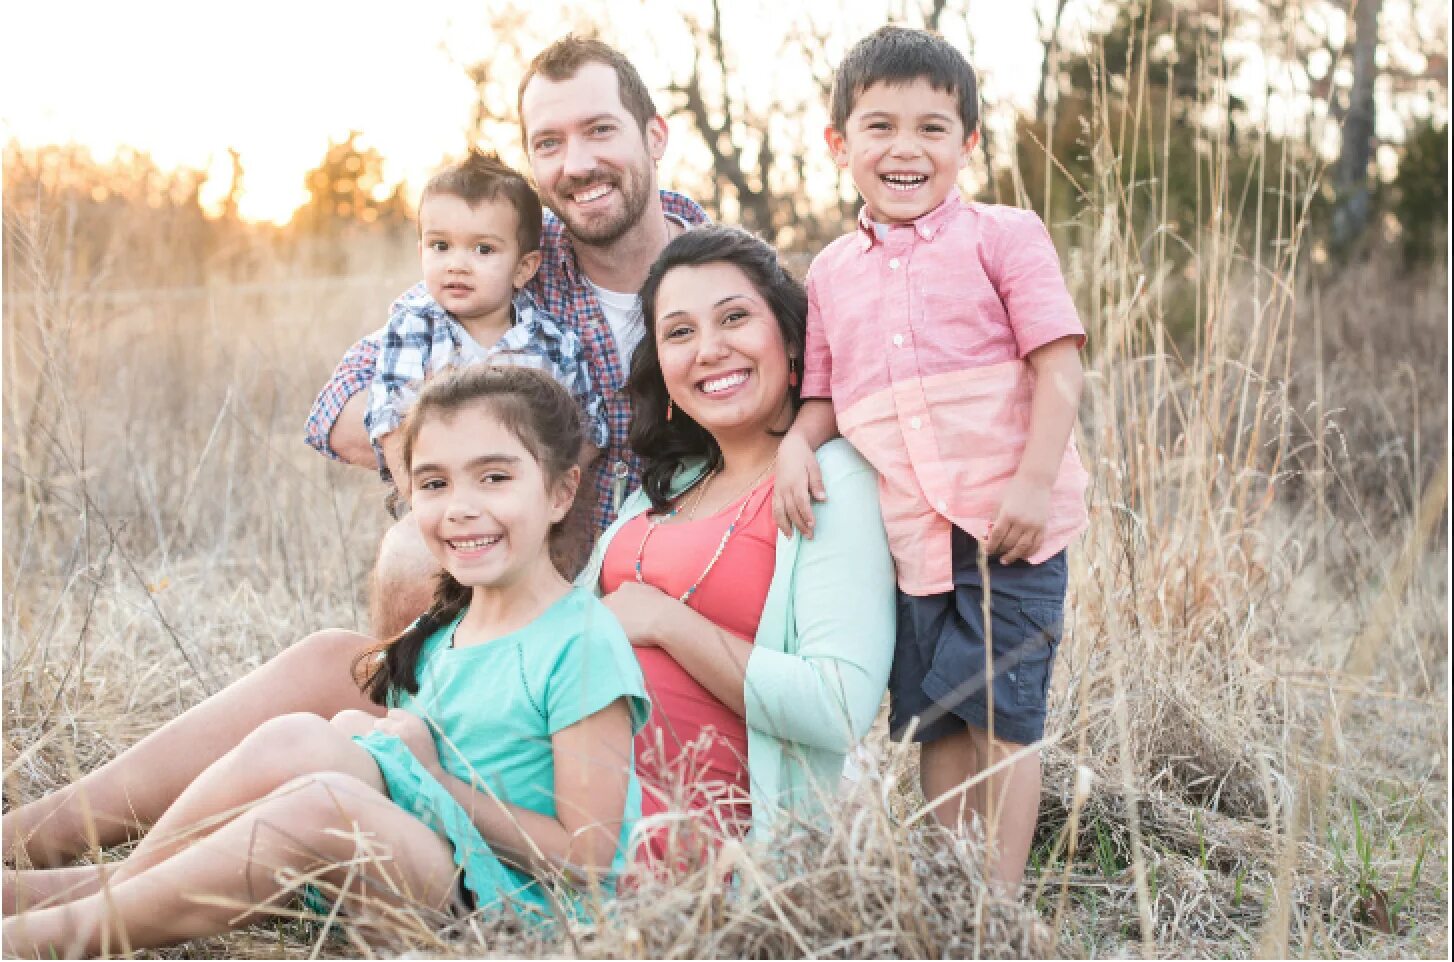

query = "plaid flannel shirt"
(304, 331), (382, 461)
(364, 282), (608, 480)
(304, 190), (709, 531)
(525, 191), (708, 532)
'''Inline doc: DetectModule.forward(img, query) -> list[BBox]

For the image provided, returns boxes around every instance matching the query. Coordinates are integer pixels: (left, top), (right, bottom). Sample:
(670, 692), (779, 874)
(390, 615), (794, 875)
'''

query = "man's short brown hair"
(420, 149), (542, 253)
(517, 35), (658, 144)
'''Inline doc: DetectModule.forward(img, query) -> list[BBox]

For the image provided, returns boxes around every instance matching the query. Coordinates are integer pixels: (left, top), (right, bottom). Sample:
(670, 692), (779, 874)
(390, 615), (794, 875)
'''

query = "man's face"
(521, 62), (666, 247)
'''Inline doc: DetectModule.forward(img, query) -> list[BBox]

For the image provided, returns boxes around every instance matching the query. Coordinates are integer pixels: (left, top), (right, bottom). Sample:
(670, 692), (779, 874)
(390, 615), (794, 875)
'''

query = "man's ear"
(514, 249), (543, 290)
(824, 125), (848, 169)
(646, 114), (669, 163)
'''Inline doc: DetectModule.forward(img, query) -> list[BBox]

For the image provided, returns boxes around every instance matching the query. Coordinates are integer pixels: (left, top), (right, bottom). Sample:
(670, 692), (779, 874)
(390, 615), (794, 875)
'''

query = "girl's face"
(407, 404), (576, 591)
(653, 262), (793, 441)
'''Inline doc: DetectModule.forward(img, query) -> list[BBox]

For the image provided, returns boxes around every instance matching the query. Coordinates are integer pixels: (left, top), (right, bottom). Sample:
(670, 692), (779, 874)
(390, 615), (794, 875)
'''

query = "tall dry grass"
(3, 21), (1447, 962)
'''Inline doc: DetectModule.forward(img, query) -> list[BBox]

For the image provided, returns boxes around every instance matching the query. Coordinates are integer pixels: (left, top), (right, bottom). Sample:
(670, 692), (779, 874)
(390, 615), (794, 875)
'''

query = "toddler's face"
(419, 194), (539, 324)
(826, 78), (976, 225)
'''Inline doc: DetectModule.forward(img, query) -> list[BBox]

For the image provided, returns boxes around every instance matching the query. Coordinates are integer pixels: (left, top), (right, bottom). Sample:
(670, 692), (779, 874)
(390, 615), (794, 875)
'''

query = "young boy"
(776, 25), (1089, 893)
(366, 150), (607, 488)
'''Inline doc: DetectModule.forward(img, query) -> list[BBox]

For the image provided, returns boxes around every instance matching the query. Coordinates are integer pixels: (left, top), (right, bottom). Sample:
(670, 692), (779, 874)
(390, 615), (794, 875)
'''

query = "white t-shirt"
(586, 278), (647, 365)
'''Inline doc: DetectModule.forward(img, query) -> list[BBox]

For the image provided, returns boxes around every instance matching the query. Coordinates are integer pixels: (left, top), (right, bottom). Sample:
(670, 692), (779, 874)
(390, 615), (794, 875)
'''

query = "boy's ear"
(960, 128), (980, 169)
(513, 249), (543, 290)
(824, 125), (849, 169)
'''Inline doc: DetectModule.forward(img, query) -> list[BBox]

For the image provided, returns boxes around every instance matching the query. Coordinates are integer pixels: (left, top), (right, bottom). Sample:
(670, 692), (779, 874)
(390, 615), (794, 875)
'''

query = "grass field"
(3, 46), (1448, 960)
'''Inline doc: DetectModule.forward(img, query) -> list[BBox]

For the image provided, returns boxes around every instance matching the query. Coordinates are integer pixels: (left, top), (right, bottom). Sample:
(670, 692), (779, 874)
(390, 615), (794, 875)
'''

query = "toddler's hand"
(373, 709), (442, 776)
(772, 433), (827, 539)
(986, 481), (1051, 564)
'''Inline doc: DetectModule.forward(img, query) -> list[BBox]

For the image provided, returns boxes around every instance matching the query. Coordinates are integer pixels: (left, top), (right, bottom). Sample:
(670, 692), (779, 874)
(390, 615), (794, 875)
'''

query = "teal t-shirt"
(358, 587), (650, 914)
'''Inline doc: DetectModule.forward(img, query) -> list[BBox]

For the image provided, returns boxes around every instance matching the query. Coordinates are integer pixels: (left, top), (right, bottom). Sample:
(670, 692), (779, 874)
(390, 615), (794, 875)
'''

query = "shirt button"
(893, 334), (904, 347)
(888, 258), (901, 270)
(910, 416), (922, 430)
(935, 499), (947, 513)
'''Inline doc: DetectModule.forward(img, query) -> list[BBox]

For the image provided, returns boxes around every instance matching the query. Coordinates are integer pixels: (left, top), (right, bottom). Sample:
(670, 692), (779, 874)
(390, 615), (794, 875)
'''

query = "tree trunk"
(1333, 0), (1382, 247)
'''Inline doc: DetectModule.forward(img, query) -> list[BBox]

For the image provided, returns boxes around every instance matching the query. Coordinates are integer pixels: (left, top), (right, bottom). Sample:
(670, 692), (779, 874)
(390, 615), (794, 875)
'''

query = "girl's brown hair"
(353, 364), (584, 704)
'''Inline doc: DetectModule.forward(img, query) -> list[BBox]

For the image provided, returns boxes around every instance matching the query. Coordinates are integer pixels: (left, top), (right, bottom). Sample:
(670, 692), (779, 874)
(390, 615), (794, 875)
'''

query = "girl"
(4, 365), (649, 957)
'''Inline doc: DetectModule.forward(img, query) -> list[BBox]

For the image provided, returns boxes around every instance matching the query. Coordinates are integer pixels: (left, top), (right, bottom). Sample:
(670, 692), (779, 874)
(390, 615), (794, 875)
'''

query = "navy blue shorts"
(889, 526), (1068, 746)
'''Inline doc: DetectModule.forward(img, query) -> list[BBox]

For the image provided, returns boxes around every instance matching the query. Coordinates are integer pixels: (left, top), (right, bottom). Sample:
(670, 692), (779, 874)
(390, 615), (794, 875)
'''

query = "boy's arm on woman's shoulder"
(745, 444), (896, 752)
(304, 333), (381, 466)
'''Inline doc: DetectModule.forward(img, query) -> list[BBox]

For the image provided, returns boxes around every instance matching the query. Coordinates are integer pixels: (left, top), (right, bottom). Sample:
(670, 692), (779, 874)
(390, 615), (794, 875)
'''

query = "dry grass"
(3, 26), (1448, 962)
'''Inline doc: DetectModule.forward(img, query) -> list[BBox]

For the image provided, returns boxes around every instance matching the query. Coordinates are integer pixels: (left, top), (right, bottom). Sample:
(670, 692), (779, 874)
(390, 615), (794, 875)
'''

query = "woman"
(590, 225), (895, 852)
(4, 226), (895, 921)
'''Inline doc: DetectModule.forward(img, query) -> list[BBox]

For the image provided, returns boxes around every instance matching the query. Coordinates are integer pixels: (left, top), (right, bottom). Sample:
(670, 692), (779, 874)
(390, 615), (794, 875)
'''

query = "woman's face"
(653, 261), (792, 442)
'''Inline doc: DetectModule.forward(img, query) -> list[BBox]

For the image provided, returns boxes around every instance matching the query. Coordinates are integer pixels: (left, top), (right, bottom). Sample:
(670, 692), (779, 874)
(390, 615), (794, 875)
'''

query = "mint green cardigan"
(577, 439), (896, 839)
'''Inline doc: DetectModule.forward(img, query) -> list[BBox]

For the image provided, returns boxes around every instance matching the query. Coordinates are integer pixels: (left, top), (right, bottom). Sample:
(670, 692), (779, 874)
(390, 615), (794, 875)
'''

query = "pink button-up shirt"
(802, 193), (1088, 596)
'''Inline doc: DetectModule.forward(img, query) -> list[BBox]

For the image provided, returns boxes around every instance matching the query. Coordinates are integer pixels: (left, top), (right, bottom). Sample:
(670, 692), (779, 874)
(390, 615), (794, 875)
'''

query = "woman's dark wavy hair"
(629, 225), (807, 511)
(352, 364), (583, 704)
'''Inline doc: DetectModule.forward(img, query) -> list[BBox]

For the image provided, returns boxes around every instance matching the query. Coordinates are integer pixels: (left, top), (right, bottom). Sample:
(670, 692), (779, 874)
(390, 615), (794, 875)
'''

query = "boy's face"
(419, 194), (541, 323)
(826, 78), (977, 225)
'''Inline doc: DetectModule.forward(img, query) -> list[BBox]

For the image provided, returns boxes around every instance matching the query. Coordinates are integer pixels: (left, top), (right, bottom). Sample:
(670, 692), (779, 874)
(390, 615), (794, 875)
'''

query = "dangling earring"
(788, 357), (800, 388)
(666, 399), (674, 422)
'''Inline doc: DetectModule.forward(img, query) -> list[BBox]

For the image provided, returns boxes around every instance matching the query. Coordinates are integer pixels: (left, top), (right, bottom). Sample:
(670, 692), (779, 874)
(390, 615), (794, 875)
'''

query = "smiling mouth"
(881, 173), (928, 192)
(698, 370), (750, 395)
(449, 535), (501, 551)
(571, 183), (614, 204)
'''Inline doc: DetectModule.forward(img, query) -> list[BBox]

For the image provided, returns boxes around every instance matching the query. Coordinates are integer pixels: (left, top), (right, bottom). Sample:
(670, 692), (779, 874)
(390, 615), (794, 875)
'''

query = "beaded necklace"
(634, 458), (776, 604)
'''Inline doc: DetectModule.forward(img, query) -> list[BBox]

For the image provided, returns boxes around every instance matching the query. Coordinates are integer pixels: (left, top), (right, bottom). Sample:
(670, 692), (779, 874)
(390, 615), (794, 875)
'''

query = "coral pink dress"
(599, 477), (777, 863)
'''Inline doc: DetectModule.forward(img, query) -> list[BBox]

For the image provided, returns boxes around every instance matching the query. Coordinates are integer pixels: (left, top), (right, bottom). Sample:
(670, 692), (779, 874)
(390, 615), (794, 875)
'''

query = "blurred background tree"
(292, 131), (410, 237)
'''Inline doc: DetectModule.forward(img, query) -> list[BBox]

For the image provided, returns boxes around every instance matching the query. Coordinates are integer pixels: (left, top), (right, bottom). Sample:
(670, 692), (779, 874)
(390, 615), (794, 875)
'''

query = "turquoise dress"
(353, 588), (650, 919)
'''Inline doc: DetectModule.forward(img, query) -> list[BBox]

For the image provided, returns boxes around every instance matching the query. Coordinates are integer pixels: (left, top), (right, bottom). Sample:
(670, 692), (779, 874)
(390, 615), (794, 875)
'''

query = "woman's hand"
(601, 581), (684, 649)
(372, 709), (443, 777)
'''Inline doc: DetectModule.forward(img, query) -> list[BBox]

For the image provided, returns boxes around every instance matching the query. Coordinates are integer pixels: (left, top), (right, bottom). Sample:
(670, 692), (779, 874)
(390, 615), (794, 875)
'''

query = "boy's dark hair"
(830, 25), (979, 136)
(420, 149), (543, 253)
(630, 226), (807, 511)
(353, 364), (583, 704)
(518, 34), (658, 144)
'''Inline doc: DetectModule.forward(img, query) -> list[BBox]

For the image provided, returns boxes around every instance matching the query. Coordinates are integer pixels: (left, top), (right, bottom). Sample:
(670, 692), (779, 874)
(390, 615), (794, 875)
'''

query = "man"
(3, 36), (707, 870)
(304, 36), (708, 638)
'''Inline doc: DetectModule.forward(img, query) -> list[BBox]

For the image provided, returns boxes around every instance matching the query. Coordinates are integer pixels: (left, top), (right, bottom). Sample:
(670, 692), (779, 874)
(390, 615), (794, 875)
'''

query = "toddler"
(366, 149), (607, 487)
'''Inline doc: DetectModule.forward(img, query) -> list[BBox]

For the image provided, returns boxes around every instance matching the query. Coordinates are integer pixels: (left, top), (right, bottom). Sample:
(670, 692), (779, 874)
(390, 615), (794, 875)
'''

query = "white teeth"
(574, 184), (612, 203)
(701, 371), (749, 394)
(883, 174), (927, 191)
(451, 536), (500, 550)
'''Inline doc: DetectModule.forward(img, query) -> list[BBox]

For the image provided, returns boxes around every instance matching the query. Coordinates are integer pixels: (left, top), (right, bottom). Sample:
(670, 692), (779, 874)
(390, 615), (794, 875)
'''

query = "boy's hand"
(986, 479), (1051, 564)
(772, 431), (827, 539)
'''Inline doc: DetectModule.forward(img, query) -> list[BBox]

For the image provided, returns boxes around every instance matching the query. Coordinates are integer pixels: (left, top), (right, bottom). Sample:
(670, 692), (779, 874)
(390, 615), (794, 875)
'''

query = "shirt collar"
(856, 191), (964, 251)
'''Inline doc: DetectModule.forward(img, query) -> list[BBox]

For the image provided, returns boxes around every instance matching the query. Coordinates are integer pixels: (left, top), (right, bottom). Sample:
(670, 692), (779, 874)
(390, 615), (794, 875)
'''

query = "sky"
(0, 0), (1054, 224)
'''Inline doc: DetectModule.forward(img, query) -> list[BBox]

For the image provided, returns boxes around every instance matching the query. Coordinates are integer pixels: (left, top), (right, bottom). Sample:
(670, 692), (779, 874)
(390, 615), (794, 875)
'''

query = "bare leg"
(968, 729), (1042, 894)
(3, 630), (384, 868)
(368, 515), (437, 640)
(919, 727), (981, 830)
(4, 864), (114, 915)
(3, 773), (460, 958)
(102, 713), (386, 888)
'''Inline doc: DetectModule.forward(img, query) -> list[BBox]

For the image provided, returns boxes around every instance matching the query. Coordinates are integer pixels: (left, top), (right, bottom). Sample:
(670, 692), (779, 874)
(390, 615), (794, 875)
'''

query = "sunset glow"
(1, 1), (1056, 224)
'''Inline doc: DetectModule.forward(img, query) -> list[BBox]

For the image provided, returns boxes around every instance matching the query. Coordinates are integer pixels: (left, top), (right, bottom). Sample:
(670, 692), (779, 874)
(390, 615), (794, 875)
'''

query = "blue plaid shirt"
(364, 282), (607, 480)
(306, 190), (710, 531)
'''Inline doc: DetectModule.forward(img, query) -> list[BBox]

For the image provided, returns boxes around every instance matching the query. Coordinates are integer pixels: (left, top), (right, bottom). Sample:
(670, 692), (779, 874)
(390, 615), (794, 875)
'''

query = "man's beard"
(548, 160), (653, 248)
